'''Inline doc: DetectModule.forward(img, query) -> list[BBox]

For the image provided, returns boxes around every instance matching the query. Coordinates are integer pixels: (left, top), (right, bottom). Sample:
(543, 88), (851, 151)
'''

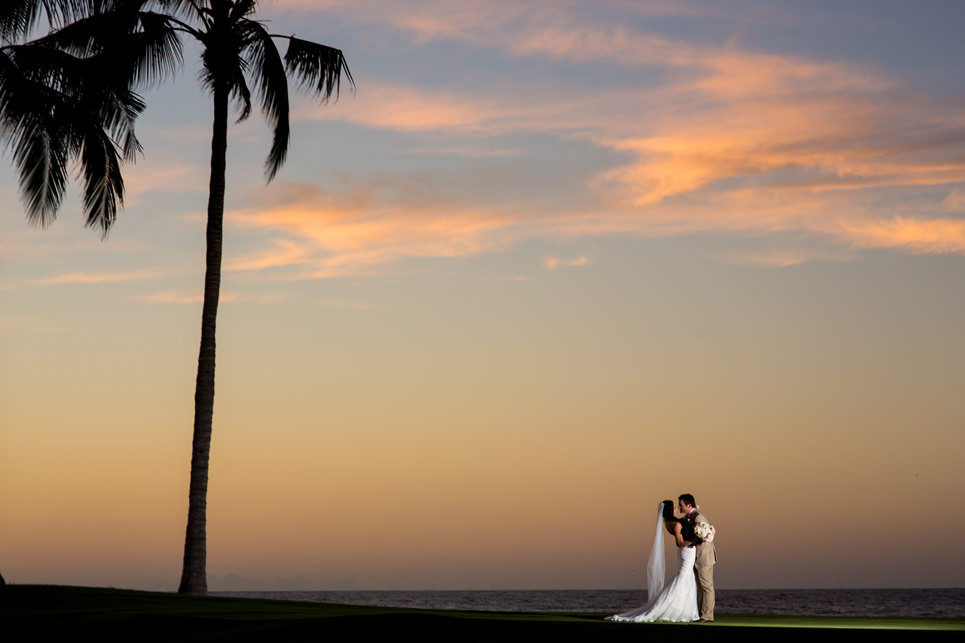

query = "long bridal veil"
(608, 500), (699, 623)
(646, 502), (667, 604)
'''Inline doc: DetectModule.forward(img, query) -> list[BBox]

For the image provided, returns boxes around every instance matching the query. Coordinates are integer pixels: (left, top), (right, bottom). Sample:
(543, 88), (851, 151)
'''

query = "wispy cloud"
(225, 182), (524, 279)
(829, 216), (965, 254)
(137, 289), (290, 304)
(724, 248), (851, 268)
(225, 240), (312, 272)
(34, 268), (164, 285)
(137, 289), (203, 304)
(300, 82), (497, 133)
(942, 188), (965, 213)
(315, 299), (383, 310)
(122, 162), (206, 203)
(405, 145), (519, 158)
(543, 254), (590, 270)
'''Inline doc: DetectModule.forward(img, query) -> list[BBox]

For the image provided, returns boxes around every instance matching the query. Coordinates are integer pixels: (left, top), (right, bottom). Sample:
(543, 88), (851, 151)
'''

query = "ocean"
(214, 588), (965, 618)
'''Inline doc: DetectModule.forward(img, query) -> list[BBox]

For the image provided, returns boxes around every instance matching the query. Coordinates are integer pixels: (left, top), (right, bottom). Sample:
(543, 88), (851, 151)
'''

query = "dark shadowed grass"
(2, 585), (963, 641)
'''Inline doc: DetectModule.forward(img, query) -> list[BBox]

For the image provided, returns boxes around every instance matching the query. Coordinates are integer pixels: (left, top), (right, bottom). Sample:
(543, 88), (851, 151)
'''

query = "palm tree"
(0, 0), (177, 233)
(146, 0), (352, 595)
(3, 1), (351, 595)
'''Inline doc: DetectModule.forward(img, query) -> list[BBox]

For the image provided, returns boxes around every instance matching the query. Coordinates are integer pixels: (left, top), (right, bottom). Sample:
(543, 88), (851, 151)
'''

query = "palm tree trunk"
(178, 80), (229, 595)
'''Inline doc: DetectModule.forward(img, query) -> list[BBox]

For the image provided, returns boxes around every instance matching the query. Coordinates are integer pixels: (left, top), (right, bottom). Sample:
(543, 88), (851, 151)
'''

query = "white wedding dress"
(607, 504), (699, 623)
(609, 546), (698, 622)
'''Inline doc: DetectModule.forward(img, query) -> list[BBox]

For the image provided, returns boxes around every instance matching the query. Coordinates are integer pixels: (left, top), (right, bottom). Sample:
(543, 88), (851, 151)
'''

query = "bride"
(607, 500), (699, 623)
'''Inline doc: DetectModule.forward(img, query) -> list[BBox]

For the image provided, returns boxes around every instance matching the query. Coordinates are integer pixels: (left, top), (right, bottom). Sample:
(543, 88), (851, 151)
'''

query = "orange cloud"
(225, 182), (524, 279)
(596, 95), (965, 208)
(238, 2), (965, 268)
(225, 240), (312, 272)
(830, 217), (965, 254)
(219, 170), (965, 282)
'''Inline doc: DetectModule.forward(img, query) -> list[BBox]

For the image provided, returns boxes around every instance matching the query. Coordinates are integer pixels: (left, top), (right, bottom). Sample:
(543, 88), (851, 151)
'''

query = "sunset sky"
(2, 0), (964, 591)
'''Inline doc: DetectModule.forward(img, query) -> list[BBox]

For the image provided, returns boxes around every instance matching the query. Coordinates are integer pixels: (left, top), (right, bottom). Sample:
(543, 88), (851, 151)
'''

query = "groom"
(679, 493), (717, 622)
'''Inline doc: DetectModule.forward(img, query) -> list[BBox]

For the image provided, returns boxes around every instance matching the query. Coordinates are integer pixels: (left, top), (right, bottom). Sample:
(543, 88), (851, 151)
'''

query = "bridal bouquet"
(694, 522), (716, 544)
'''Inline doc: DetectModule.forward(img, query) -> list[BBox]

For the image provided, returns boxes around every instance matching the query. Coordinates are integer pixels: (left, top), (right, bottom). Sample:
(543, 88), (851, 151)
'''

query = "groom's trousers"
(694, 563), (715, 620)
(694, 543), (717, 621)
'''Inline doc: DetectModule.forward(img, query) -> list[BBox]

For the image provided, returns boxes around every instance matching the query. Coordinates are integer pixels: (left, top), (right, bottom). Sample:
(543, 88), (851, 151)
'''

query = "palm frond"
(14, 120), (70, 226)
(79, 122), (124, 235)
(0, 0), (41, 38)
(22, 10), (109, 58)
(0, 0), (93, 39)
(118, 11), (184, 86)
(0, 48), (70, 225)
(227, 59), (252, 122)
(283, 35), (353, 103)
(5, 40), (80, 93)
(28, 6), (183, 87)
(8, 34), (149, 155)
(1, 9), (146, 230)
(150, 0), (202, 22)
(229, 0), (256, 21)
(120, 124), (143, 160)
(85, 79), (146, 161)
(241, 18), (289, 180)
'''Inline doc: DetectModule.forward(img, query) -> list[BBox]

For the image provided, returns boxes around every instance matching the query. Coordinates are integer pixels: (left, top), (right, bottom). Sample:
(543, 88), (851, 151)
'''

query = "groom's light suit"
(688, 509), (717, 621)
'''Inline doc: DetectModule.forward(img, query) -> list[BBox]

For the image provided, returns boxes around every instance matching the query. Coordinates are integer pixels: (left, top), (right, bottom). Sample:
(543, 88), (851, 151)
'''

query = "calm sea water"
(214, 588), (965, 618)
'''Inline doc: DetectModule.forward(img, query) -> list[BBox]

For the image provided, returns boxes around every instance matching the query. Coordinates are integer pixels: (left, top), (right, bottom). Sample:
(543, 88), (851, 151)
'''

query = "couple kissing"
(608, 493), (717, 623)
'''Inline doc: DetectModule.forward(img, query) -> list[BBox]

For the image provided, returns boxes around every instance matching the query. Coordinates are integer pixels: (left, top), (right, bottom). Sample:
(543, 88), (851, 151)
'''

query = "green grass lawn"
(2, 585), (962, 641)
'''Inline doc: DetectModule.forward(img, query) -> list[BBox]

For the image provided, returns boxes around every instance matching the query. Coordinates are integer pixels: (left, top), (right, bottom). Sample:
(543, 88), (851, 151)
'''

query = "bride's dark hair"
(660, 500), (677, 522)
